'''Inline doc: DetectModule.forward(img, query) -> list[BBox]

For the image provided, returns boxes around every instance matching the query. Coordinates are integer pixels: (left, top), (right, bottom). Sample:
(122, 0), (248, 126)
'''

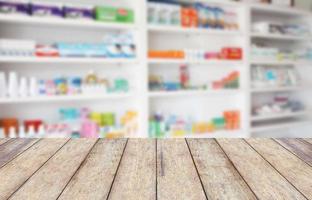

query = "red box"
(220, 48), (242, 60)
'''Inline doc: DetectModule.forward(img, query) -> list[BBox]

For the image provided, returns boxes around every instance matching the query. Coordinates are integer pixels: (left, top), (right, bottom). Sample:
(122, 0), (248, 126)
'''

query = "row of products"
(149, 47), (243, 60)
(149, 66), (239, 91)
(148, 1), (239, 30)
(253, 94), (305, 117)
(0, 1), (134, 23)
(0, 108), (138, 138)
(252, 22), (311, 37)
(251, 66), (300, 89)
(0, 71), (129, 98)
(149, 110), (241, 138)
(251, 43), (312, 61)
(0, 33), (136, 58)
(240, 0), (294, 7)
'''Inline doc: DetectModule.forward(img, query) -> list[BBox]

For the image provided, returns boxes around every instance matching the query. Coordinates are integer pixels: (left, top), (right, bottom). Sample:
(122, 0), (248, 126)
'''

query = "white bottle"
(0, 72), (7, 98)
(29, 77), (38, 97)
(8, 71), (18, 98)
(9, 127), (17, 138)
(37, 125), (46, 138)
(27, 126), (35, 138)
(19, 77), (28, 98)
(19, 126), (26, 138)
(0, 128), (5, 138)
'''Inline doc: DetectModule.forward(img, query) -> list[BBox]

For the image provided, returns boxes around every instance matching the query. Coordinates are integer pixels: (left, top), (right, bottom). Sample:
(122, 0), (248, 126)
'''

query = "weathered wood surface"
(0, 139), (38, 168)
(275, 138), (312, 166)
(217, 139), (307, 200)
(10, 139), (97, 200)
(108, 139), (156, 200)
(157, 139), (207, 200)
(0, 138), (310, 200)
(59, 139), (127, 200)
(187, 139), (257, 200)
(246, 138), (312, 199)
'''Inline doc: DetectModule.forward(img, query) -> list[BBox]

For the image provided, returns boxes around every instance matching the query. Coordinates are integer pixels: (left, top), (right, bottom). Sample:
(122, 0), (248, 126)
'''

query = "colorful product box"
(95, 6), (134, 23)
(63, 4), (94, 20)
(0, 0), (29, 15)
(30, 2), (63, 18)
(220, 47), (243, 60)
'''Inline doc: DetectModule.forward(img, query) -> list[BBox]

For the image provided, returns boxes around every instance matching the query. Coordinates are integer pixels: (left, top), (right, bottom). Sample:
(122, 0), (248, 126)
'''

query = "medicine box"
(95, 6), (134, 23)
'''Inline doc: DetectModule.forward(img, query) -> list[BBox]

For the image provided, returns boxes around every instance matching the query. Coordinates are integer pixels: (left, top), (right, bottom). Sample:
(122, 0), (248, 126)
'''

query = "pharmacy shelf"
(148, 58), (243, 65)
(251, 111), (310, 122)
(250, 3), (311, 16)
(0, 93), (132, 104)
(251, 33), (311, 41)
(251, 86), (302, 93)
(0, 14), (137, 30)
(250, 59), (312, 66)
(0, 57), (138, 64)
(148, 25), (242, 36)
(149, 90), (241, 98)
(251, 120), (311, 133)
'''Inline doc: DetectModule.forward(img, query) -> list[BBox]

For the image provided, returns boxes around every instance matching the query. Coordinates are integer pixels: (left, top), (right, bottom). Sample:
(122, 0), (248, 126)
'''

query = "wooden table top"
(0, 138), (311, 200)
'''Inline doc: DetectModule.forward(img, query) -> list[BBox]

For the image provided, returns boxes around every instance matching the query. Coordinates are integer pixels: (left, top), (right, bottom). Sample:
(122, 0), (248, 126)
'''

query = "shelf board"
(251, 111), (309, 121)
(250, 3), (311, 16)
(148, 25), (242, 36)
(0, 57), (137, 64)
(148, 58), (243, 65)
(251, 33), (311, 41)
(251, 120), (311, 133)
(0, 93), (132, 104)
(250, 59), (312, 66)
(251, 86), (302, 93)
(149, 90), (241, 98)
(0, 14), (136, 30)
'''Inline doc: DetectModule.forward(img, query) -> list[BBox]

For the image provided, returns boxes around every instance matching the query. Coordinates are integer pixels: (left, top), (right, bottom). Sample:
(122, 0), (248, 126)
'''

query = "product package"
(63, 4), (94, 20)
(30, 1), (63, 18)
(0, 0), (29, 15)
(95, 6), (134, 23)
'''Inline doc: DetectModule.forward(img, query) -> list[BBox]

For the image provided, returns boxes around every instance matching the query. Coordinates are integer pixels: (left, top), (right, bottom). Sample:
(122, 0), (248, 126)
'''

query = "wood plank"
(58, 139), (127, 200)
(246, 138), (312, 199)
(275, 139), (312, 166)
(0, 139), (39, 168)
(0, 139), (68, 200)
(9, 139), (97, 200)
(187, 139), (257, 200)
(0, 139), (10, 146)
(217, 139), (307, 200)
(303, 139), (312, 145)
(157, 139), (206, 200)
(108, 139), (156, 200)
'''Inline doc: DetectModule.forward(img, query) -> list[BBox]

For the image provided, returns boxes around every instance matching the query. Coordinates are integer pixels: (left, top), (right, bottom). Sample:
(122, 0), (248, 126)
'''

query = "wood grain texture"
(303, 139), (312, 144)
(0, 139), (68, 200)
(58, 139), (127, 200)
(0, 139), (38, 168)
(187, 139), (257, 200)
(275, 139), (312, 166)
(0, 139), (10, 146)
(157, 139), (206, 200)
(108, 139), (156, 200)
(246, 138), (312, 199)
(217, 139), (306, 200)
(10, 139), (97, 200)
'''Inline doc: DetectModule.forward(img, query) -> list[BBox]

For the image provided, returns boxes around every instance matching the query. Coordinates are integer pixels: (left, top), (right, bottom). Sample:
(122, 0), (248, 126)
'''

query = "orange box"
(220, 48), (242, 60)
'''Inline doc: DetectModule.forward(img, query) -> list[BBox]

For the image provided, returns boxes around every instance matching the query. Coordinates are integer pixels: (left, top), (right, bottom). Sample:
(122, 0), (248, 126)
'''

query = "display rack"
(0, 0), (311, 138)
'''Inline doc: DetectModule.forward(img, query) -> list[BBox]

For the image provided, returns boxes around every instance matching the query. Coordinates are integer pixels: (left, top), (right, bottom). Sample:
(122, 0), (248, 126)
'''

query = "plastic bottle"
(9, 127), (17, 138)
(19, 126), (26, 138)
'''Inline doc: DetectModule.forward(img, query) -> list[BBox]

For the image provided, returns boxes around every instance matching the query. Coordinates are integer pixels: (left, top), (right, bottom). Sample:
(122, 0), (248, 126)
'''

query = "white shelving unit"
(249, 2), (312, 136)
(0, 0), (311, 138)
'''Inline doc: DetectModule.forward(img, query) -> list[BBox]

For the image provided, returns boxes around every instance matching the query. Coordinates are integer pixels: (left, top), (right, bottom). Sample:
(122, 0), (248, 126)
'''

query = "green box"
(95, 6), (134, 23)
